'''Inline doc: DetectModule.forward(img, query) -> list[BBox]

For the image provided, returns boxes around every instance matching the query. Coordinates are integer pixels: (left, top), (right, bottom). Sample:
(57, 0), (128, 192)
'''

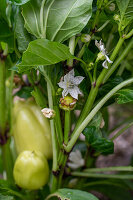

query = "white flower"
(95, 40), (113, 69)
(41, 108), (55, 119)
(67, 150), (84, 169)
(58, 69), (84, 100)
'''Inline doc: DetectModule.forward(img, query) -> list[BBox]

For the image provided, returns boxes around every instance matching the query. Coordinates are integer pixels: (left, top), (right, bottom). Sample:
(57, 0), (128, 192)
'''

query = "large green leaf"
(116, 89), (133, 104)
(22, 0), (42, 38)
(47, 188), (99, 200)
(44, 0), (93, 42)
(83, 126), (114, 155)
(22, 0), (93, 42)
(116, 0), (133, 30)
(18, 38), (74, 72)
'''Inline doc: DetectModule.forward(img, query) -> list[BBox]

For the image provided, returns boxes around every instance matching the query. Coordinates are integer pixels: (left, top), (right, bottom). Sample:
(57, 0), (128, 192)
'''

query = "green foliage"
(22, 0), (93, 42)
(10, 0), (30, 5)
(48, 188), (99, 200)
(116, 0), (133, 30)
(116, 89), (133, 104)
(18, 39), (74, 72)
(15, 11), (32, 53)
(0, 194), (14, 200)
(83, 126), (114, 155)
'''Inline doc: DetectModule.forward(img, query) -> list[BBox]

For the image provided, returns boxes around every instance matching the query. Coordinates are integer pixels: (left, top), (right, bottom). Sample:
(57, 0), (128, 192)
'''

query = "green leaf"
(18, 38), (74, 72)
(0, 18), (14, 48)
(22, 0), (42, 38)
(88, 112), (102, 129)
(0, 194), (14, 200)
(10, 0), (30, 5)
(15, 11), (31, 53)
(83, 126), (114, 155)
(44, 0), (93, 42)
(47, 188), (99, 200)
(116, 89), (133, 104)
(116, 0), (133, 30)
(22, 0), (93, 42)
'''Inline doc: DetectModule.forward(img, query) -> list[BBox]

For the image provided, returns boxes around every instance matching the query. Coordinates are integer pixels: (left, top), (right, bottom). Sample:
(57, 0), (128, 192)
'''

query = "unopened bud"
(59, 96), (76, 111)
(109, 3), (115, 12)
(81, 34), (91, 43)
(87, 62), (94, 71)
(41, 108), (55, 119)
(114, 14), (120, 22)
(96, 52), (105, 62)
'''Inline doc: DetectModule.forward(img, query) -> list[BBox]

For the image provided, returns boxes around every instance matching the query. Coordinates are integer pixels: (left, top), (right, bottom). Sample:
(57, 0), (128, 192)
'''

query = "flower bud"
(109, 3), (115, 12)
(114, 14), (120, 22)
(41, 108), (55, 119)
(96, 52), (105, 62)
(81, 34), (91, 43)
(87, 62), (94, 71)
(59, 96), (76, 111)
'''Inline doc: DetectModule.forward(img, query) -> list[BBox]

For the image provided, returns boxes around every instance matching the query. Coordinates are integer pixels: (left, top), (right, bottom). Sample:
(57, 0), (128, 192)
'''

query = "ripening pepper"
(13, 100), (52, 159)
(13, 150), (49, 190)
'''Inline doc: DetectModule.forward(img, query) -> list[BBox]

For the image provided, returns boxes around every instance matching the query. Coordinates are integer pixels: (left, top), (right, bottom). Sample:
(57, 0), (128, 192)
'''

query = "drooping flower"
(58, 69), (84, 100)
(41, 108), (55, 119)
(95, 40), (113, 69)
(67, 150), (84, 169)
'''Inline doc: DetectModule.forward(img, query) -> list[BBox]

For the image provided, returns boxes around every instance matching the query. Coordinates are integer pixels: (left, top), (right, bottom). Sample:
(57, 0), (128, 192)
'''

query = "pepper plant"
(0, 0), (133, 199)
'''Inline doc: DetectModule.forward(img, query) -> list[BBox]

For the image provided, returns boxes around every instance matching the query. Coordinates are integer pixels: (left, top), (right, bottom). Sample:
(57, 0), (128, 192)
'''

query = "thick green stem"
(65, 78), (133, 152)
(0, 58), (6, 134)
(67, 36), (75, 67)
(47, 82), (58, 192)
(2, 140), (14, 183)
(64, 111), (71, 145)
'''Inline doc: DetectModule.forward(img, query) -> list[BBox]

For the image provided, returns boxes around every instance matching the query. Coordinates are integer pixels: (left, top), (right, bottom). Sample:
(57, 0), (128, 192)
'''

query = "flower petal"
(72, 76), (84, 85)
(62, 88), (69, 98)
(105, 55), (113, 63)
(64, 69), (74, 82)
(69, 88), (78, 99)
(102, 60), (108, 69)
(58, 81), (67, 89)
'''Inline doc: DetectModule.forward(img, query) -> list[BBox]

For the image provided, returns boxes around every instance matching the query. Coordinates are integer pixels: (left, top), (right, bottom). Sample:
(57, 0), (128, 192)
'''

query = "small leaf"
(116, 89), (133, 104)
(83, 126), (114, 155)
(47, 188), (99, 200)
(18, 39), (74, 72)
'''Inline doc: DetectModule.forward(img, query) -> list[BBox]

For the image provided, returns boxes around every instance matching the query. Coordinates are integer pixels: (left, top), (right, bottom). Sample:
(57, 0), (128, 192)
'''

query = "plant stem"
(71, 172), (133, 179)
(64, 111), (71, 145)
(125, 29), (133, 39)
(65, 78), (133, 152)
(111, 122), (133, 141)
(40, 0), (46, 37)
(67, 36), (75, 67)
(54, 105), (63, 146)
(84, 166), (133, 172)
(2, 140), (14, 183)
(103, 37), (133, 83)
(47, 82), (58, 192)
(0, 58), (6, 134)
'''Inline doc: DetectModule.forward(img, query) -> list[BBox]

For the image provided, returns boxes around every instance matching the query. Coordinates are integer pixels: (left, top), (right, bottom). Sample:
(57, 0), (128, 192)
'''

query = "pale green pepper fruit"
(13, 150), (49, 190)
(13, 100), (52, 159)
